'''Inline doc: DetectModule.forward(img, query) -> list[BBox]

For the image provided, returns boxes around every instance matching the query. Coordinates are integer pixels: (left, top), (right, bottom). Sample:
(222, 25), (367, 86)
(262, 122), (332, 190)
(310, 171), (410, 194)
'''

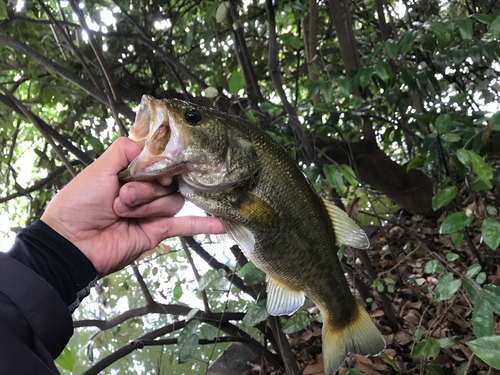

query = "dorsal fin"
(322, 198), (370, 249)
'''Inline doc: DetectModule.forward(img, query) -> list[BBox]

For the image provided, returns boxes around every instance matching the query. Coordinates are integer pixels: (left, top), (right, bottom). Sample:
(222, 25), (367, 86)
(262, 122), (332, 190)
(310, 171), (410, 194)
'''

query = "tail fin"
(322, 302), (386, 375)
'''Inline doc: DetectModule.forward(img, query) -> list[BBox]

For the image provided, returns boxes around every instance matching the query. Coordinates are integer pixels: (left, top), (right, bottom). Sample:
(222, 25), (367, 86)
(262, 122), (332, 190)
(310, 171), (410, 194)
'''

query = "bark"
(374, 0), (390, 41)
(303, 0), (321, 104)
(227, 1), (271, 128)
(265, 0), (315, 164)
(328, 0), (360, 75)
(320, 138), (434, 214)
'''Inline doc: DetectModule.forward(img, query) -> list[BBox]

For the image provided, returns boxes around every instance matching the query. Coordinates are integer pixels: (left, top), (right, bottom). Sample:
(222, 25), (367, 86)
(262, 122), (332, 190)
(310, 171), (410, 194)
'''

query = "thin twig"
(179, 236), (211, 313)
(0, 84), (77, 177)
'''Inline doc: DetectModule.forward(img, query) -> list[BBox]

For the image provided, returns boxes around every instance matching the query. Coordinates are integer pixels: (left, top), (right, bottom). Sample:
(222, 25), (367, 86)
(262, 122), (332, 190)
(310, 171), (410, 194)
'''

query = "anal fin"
(266, 276), (305, 316)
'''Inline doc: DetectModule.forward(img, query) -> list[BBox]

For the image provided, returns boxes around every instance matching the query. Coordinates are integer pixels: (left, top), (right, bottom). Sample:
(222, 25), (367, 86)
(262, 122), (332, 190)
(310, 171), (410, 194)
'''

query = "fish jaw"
(119, 95), (188, 182)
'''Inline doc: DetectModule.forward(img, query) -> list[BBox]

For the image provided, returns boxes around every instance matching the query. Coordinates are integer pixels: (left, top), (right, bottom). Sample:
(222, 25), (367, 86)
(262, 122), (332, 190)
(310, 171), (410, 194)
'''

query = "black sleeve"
(0, 220), (98, 374)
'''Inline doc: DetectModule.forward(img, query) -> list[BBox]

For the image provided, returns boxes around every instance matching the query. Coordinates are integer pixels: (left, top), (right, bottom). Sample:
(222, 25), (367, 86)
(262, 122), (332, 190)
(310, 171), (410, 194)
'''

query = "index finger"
(143, 216), (225, 241)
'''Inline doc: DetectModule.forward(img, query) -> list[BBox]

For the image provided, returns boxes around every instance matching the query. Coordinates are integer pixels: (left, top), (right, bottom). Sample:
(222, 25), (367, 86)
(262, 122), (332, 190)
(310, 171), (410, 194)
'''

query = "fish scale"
(119, 95), (386, 374)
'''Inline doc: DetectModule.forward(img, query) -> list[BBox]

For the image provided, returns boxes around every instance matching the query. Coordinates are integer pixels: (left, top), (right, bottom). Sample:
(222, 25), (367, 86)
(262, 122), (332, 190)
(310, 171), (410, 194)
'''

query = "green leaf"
(204, 87), (218, 98)
(323, 165), (344, 194)
(426, 365), (445, 375)
(435, 114), (452, 133)
(198, 269), (222, 290)
(336, 77), (350, 97)
(446, 252), (459, 261)
(451, 232), (463, 248)
(476, 272), (487, 284)
(490, 112), (500, 132)
(340, 164), (357, 186)
(319, 80), (333, 103)
(440, 212), (474, 234)
(200, 324), (216, 340)
(178, 320), (200, 345)
(432, 186), (457, 210)
(442, 133), (461, 142)
(356, 67), (373, 89)
(450, 92), (468, 104)
(466, 264), (482, 279)
(433, 273), (462, 302)
(55, 347), (74, 371)
(473, 299), (494, 338)
(469, 151), (493, 188)
(347, 369), (366, 375)
(456, 149), (470, 165)
(406, 156), (425, 171)
(458, 18), (473, 42)
(482, 218), (500, 250)
(385, 41), (398, 59)
(412, 337), (440, 359)
(229, 70), (244, 94)
(0, 0), (7, 20)
(467, 336), (500, 369)
(185, 308), (200, 321)
(282, 311), (310, 334)
(472, 13), (493, 25)
(86, 135), (104, 152)
(205, 1), (220, 21)
(243, 299), (269, 327)
(243, 264), (266, 285)
(489, 15), (500, 38)
(424, 259), (439, 274)
(215, 1), (229, 23)
(398, 31), (417, 55)
(439, 337), (457, 348)
(483, 285), (500, 315)
(173, 284), (182, 301)
(374, 62), (393, 83)
(179, 333), (199, 363)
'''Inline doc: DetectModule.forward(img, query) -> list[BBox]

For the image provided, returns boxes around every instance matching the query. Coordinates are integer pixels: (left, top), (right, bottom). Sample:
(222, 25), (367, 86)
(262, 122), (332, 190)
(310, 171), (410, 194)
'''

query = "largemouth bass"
(119, 95), (385, 374)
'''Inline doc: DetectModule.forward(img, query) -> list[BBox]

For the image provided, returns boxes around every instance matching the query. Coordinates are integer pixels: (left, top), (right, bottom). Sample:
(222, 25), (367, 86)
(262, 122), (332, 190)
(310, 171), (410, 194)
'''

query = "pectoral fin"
(220, 218), (255, 254)
(231, 191), (278, 228)
(322, 199), (370, 249)
(266, 276), (305, 316)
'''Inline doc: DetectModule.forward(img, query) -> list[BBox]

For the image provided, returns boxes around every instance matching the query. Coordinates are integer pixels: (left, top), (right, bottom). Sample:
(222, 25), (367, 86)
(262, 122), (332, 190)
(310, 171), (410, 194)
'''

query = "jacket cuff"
(0, 252), (74, 358)
(8, 219), (97, 311)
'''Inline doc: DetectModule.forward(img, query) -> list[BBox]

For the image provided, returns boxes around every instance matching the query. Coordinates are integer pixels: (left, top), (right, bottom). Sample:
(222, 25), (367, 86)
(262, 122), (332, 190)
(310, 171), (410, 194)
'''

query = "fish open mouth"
(118, 95), (186, 182)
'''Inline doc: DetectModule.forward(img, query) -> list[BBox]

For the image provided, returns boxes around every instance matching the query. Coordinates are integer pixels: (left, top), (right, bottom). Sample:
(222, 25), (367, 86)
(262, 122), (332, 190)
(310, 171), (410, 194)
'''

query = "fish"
(119, 95), (386, 374)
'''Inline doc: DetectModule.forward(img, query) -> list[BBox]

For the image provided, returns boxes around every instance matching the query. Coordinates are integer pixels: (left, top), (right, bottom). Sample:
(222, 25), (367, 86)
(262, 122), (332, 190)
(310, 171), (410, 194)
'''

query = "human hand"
(41, 137), (224, 277)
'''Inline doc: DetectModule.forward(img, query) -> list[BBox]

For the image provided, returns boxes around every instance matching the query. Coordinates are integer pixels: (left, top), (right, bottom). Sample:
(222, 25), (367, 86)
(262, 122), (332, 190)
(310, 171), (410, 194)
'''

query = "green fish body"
(119, 95), (385, 374)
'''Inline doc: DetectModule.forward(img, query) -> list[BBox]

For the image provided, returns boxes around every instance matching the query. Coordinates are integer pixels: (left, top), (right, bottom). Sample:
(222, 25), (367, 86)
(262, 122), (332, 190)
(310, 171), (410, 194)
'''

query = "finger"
(114, 192), (185, 218)
(156, 175), (174, 186)
(119, 181), (178, 207)
(140, 216), (225, 241)
(96, 137), (143, 172)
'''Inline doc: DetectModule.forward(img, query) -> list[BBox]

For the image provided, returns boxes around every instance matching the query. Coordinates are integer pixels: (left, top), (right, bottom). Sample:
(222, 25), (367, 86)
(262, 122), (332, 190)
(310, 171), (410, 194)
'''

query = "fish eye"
(184, 109), (202, 125)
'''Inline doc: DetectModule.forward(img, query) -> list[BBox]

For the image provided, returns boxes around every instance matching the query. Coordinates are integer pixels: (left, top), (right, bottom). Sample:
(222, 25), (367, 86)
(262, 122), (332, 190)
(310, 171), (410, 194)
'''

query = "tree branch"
(0, 35), (135, 122)
(0, 161), (81, 204)
(131, 263), (156, 306)
(0, 84), (77, 177)
(183, 236), (257, 299)
(74, 303), (245, 330)
(0, 93), (94, 165)
(180, 236), (211, 313)
(109, 0), (207, 89)
(265, 0), (314, 164)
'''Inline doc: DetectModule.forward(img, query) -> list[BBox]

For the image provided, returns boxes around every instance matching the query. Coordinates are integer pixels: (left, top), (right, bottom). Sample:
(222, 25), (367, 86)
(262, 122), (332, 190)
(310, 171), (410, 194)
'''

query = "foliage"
(1, 0), (500, 373)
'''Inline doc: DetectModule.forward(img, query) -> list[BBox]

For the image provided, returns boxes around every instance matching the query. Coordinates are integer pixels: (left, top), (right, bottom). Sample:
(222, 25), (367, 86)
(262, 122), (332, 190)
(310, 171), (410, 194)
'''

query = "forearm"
(0, 220), (97, 373)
